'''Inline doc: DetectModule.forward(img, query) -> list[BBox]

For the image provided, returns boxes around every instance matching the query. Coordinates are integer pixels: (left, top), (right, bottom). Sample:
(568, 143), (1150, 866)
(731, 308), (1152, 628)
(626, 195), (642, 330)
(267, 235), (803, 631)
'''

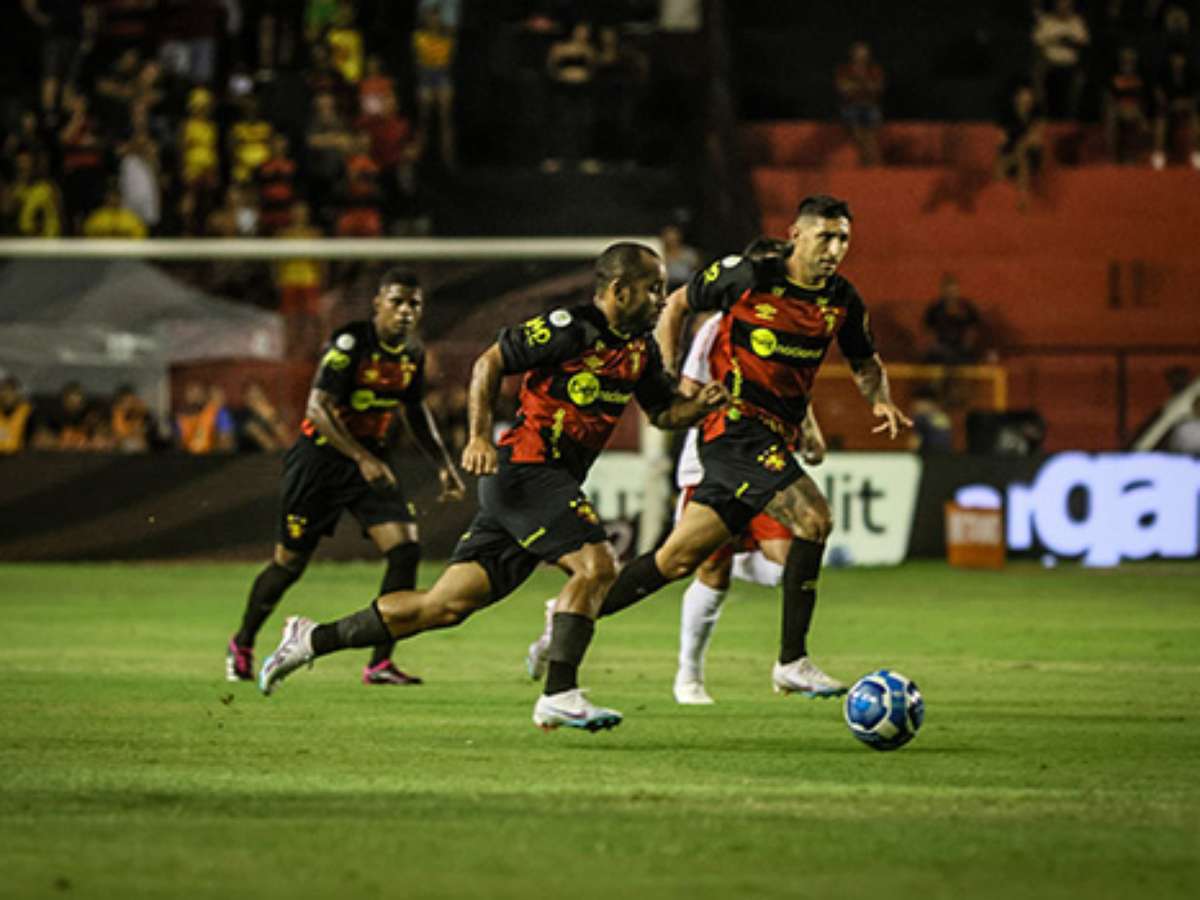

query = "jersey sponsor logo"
(349, 389), (401, 412)
(549, 309), (573, 327)
(754, 303), (778, 321)
(567, 371), (601, 406)
(335, 333), (356, 351)
(322, 348), (352, 371)
(523, 315), (552, 346)
(749, 327), (779, 358)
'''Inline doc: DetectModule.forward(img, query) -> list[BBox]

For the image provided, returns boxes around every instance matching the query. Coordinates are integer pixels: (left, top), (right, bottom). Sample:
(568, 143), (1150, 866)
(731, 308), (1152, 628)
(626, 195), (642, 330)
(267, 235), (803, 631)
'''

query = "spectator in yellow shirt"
(0, 376), (33, 454)
(82, 185), (148, 238)
(413, 6), (456, 168)
(326, 1), (363, 84)
(7, 151), (63, 237)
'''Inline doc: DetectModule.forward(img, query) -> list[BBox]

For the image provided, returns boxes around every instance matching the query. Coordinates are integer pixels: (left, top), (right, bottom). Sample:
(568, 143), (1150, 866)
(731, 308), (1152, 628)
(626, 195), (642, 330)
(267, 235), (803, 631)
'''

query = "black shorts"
(277, 440), (416, 554)
(449, 460), (607, 603)
(690, 418), (803, 535)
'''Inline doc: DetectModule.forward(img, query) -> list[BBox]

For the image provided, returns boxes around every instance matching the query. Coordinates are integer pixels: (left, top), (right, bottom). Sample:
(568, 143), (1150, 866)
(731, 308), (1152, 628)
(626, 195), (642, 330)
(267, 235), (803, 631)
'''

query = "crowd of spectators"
(0, 374), (296, 455)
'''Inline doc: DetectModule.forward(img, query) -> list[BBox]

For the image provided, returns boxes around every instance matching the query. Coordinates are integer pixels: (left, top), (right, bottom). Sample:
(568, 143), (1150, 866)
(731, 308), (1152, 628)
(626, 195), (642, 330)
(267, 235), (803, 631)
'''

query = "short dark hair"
(378, 267), (420, 291)
(594, 242), (660, 293)
(796, 194), (853, 222)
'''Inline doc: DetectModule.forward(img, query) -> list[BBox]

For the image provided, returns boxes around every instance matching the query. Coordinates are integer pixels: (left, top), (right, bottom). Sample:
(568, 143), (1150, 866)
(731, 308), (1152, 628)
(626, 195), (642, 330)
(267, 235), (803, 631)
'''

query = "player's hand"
(461, 436), (498, 476)
(870, 401), (913, 439)
(695, 382), (730, 411)
(437, 465), (466, 502)
(357, 455), (398, 492)
(800, 428), (826, 466)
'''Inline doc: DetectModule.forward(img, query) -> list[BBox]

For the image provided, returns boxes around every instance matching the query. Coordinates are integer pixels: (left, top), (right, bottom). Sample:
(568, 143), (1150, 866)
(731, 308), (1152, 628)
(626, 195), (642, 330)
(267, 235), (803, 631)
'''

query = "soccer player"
(590, 195), (911, 697)
(225, 268), (466, 687)
(256, 242), (728, 732)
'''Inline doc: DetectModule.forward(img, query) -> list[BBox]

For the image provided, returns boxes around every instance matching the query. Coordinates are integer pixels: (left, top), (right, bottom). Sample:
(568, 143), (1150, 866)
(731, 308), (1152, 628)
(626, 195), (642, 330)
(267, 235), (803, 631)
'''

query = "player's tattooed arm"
(653, 286), (690, 375)
(849, 354), (913, 439)
(306, 388), (398, 489)
(649, 382), (730, 429)
(462, 343), (504, 476)
(800, 404), (827, 465)
(404, 399), (466, 501)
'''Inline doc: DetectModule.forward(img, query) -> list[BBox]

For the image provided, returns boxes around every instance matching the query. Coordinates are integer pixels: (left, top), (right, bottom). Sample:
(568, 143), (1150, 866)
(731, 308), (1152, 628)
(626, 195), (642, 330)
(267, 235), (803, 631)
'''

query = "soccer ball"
(843, 669), (924, 751)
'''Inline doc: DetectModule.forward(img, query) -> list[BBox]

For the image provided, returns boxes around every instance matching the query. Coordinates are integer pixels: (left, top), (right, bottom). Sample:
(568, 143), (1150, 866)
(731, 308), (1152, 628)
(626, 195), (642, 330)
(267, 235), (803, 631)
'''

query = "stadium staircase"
(742, 121), (1200, 451)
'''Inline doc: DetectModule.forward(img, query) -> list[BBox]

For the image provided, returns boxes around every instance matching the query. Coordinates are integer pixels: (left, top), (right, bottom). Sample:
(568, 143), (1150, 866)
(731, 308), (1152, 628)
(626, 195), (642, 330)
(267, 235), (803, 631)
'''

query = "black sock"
(598, 553), (669, 618)
(368, 543), (421, 667)
(311, 601), (392, 659)
(235, 562), (302, 647)
(544, 612), (595, 695)
(779, 539), (826, 664)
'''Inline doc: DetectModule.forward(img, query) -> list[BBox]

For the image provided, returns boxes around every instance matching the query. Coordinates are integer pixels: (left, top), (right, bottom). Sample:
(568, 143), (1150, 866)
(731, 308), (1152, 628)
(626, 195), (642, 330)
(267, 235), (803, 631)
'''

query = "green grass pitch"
(2, 560), (1198, 900)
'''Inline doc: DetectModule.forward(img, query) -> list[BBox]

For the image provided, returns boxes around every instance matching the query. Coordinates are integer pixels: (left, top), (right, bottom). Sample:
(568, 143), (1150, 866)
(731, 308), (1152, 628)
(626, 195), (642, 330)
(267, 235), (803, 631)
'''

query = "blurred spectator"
(254, 0), (302, 74)
(995, 82), (1045, 211)
(175, 381), (236, 453)
(359, 54), (396, 117)
(21, 0), (96, 115)
(82, 182), (148, 237)
(305, 0), (340, 43)
(326, 0), (364, 85)
(58, 91), (107, 230)
(413, 4), (457, 169)
(358, 92), (421, 227)
(94, 49), (142, 137)
(1166, 396), (1200, 452)
(178, 87), (221, 234)
(110, 384), (151, 453)
(543, 22), (598, 174)
(275, 200), (326, 355)
(205, 183), (260, 237)
(335, 133), (383, 237)
(594, 26), (649, 166)
(305, 42), (353, 115)
(0, 376), (34, 454)
(256, 133), (299, 234)
(158, 0), (224, 85)
(1151, 49), (1200, 169)
(922, 274), (986, 364)
(233, 379), (292, 451)
(94, 0), (158, 58)
(228, 96), (274, 184)
(835, 40), (885, 166)
(908, 384), (954, 454)
(419, 0), (461, 30)
(305, 91), (350, 222)
(31, 381), (102, 450)
(1032, 0), (1090, 119)
(1104, 46), (1152, 163)
(118, 103), (162, 230)
(5, 110), (51, 163)
(7, 151), (63, 237)
(661, 223), (700, 291)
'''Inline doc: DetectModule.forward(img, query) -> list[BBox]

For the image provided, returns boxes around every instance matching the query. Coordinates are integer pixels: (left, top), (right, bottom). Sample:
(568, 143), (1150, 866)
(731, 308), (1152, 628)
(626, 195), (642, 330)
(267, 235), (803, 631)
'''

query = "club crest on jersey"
(749, 327), (778, 358)
(754, 303), (778, 321)
(335, 334), (356, 351)
(570, 498), (600, 525)
(757, 445), (787, 472)
(567, 371), (601, 406)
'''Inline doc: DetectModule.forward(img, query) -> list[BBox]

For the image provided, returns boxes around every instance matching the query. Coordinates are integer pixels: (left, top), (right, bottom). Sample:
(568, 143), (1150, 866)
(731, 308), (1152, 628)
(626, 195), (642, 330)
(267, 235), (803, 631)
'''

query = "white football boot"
(771, 657), (848, 698)
(673, 671), (715, 705)
(524, 598), (555, 680)
(258, 616), (317, 695)
(532, 688), (623, 732)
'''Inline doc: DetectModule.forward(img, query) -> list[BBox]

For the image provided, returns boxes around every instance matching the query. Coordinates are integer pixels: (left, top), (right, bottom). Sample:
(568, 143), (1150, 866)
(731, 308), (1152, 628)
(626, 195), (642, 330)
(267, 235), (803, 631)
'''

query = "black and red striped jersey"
(497, 304), (676, 482)
(686, 253), (876, 448)
(299, 320), (425, 451)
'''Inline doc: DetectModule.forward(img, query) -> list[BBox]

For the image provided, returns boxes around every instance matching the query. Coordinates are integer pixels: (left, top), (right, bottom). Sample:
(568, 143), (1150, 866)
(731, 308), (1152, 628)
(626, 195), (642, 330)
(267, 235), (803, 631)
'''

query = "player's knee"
(657, 545), (704, 581)
(795, 507), (833, 543)
(576, 549), (618, 592)
(696, 555), (731, 590)
(432, 595), (482, 628)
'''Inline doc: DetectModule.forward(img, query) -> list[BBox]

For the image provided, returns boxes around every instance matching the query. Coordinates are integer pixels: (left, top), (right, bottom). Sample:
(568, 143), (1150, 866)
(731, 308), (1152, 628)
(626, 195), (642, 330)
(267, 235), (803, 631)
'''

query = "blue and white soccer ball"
(843, 669), (924, 751)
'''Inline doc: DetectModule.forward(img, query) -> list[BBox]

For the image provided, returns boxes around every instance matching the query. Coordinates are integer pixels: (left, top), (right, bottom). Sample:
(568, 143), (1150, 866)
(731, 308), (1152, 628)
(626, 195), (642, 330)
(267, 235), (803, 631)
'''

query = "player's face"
(614, 260), (667, 334)
(788, 215), (852, 284)
(373, 284), (423, 341)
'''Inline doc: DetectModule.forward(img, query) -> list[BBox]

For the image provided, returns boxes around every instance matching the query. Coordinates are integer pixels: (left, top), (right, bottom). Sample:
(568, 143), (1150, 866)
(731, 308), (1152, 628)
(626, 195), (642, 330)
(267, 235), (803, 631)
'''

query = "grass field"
(2, 560), (1198, 900)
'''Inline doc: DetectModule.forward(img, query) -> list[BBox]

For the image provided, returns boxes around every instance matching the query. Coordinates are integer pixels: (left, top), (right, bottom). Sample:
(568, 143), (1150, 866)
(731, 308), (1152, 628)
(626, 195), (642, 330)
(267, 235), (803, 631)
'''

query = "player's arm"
(654, 286), (690, 374)
(637, 338), (728, 430)
(404, 398), (466, 501)
(462, 343), (504, 477)
(800, 403), (827, 465)
(848, 355), (912, 439)
(306, 387), (398, 489)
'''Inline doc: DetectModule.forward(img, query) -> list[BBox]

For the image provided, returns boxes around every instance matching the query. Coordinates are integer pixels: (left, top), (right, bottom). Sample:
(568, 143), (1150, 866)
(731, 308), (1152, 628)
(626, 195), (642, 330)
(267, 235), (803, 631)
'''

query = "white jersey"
(675, 313), (722, 489)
